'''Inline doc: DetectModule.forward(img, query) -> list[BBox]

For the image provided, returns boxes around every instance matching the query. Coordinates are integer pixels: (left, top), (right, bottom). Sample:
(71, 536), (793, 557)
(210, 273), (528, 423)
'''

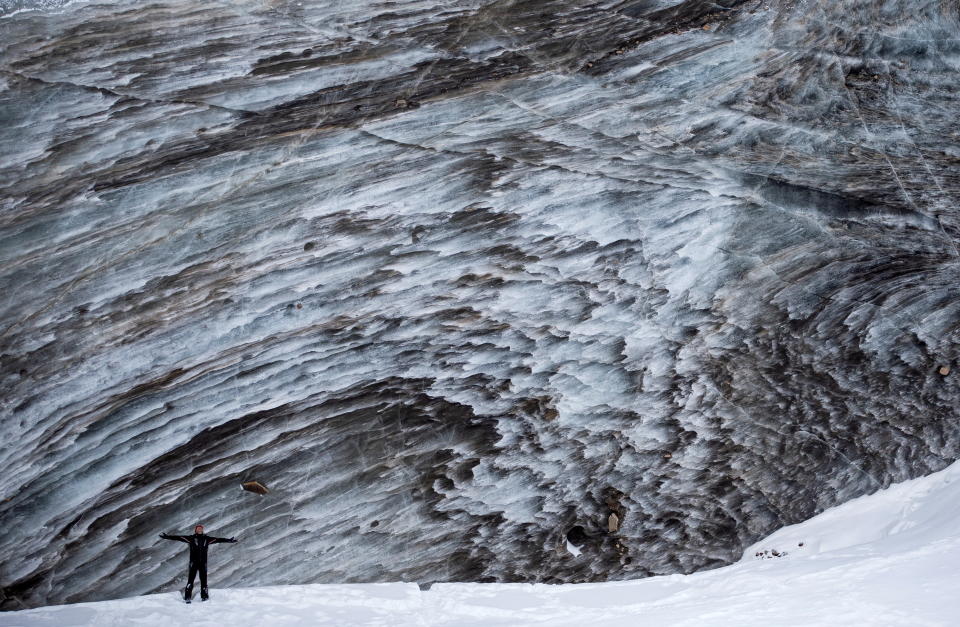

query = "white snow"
(5, 461), (960, 626)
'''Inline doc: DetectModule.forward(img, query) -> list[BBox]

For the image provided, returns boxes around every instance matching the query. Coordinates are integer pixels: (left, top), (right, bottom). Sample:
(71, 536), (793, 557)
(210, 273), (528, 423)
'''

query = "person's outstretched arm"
(159, 533), (190, 543)
(208, 536), (238, 544)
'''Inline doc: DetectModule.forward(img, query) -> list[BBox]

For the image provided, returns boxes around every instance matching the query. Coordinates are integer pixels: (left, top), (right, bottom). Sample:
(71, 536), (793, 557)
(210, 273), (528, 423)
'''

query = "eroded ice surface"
(5, 459), (960, 625)
(2, 0), (960, 610)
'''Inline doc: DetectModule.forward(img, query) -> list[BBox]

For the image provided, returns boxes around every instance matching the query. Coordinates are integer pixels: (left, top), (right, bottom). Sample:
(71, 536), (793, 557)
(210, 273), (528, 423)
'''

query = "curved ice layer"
(7, 457), (960, 625)
(2, 0), (960, 609)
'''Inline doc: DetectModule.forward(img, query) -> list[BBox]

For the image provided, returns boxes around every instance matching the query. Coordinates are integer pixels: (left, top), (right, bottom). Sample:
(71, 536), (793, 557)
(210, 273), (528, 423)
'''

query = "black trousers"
(184, 561), (208, 599)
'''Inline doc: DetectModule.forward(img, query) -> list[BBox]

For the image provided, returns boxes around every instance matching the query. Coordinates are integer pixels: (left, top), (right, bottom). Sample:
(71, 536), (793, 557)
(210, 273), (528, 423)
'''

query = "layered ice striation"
(2, 0), (960, 610)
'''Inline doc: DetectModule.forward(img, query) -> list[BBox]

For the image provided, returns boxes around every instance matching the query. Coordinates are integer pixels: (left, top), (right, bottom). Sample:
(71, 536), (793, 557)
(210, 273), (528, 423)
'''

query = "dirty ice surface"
(5, 461), (960, 626)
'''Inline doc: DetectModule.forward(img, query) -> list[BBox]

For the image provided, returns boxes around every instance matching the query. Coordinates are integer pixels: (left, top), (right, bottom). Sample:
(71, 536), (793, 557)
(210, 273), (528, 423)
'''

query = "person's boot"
(200, 587), (209, 602)
(183, 585), (193, 603)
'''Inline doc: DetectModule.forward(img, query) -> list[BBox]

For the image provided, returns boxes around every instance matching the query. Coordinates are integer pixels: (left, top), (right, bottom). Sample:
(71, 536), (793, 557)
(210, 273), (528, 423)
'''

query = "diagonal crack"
(0, 68), (261, 118)
(358, 126), (674, 191)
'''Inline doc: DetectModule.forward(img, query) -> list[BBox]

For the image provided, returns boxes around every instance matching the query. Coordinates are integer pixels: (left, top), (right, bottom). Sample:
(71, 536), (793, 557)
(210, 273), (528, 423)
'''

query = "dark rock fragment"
(241, 481), (269, 495)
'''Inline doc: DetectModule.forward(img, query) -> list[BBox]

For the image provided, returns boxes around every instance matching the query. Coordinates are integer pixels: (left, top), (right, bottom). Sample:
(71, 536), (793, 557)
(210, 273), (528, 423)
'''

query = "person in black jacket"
(160, 524), (238, 601)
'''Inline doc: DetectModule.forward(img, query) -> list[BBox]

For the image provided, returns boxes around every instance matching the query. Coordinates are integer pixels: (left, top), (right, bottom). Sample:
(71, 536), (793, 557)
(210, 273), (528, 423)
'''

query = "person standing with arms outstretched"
(160, 524), (238, 602)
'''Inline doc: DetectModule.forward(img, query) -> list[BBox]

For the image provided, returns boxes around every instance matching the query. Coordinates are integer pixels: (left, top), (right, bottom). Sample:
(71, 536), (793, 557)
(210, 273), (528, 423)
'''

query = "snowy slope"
(5, 461), (960, 626)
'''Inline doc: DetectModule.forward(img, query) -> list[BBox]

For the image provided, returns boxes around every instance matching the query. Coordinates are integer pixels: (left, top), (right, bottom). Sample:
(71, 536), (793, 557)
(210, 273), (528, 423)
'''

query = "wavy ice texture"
(6, 458), (960, 625)
(2, 0), (960, 610)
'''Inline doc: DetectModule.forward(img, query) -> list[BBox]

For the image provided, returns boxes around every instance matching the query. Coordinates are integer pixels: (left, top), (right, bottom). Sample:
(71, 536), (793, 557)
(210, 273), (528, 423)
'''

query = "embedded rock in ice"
(2, 0), (960, 610)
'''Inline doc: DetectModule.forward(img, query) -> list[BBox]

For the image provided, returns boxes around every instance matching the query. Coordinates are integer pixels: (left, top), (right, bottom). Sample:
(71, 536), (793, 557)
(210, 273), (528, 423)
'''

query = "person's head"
(194, 524), (204, 535)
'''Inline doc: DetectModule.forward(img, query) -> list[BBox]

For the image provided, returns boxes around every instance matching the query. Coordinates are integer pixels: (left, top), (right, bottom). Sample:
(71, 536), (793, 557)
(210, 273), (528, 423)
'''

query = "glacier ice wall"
(2, 0), (960, 609)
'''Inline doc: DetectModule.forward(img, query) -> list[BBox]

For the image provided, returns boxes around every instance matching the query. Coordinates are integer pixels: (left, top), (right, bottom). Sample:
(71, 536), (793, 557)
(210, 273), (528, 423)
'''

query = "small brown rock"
(241, 481), (269, 495)
(939, 365), (950, 376)
(608, 512), (620, 533)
